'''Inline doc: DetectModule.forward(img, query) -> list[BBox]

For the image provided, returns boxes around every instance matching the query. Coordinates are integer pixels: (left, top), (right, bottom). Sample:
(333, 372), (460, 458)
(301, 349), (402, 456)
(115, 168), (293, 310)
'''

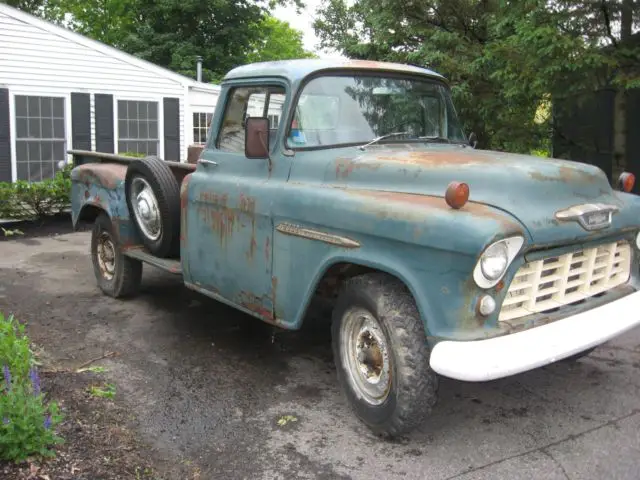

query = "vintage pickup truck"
(67, 59), (640, 438)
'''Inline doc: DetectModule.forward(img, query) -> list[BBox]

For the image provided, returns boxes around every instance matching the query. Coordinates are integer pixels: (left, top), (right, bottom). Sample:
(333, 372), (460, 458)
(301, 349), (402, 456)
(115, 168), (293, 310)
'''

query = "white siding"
(0, 9), (191, 164)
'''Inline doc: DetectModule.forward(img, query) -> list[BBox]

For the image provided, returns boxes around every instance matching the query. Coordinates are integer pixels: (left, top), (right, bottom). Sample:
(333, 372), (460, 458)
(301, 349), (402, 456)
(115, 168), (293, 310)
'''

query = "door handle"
(198, 159), (218, 167)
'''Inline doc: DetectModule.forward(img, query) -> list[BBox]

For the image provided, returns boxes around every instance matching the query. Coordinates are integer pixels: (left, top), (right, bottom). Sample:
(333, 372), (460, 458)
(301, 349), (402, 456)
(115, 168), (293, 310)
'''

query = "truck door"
(185, 83), (287, 322)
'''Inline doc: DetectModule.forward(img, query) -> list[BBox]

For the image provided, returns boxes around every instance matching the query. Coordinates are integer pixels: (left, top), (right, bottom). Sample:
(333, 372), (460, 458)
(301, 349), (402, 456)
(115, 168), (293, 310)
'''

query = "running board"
(123, 247), (182, 275)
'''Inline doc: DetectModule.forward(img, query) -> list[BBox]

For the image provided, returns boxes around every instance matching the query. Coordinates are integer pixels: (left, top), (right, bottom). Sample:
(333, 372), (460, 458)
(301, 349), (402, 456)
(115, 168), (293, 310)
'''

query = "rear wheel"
(332, 273), (438, 438)
(91, 213), (142, 298)
(125, 156), (181, 258)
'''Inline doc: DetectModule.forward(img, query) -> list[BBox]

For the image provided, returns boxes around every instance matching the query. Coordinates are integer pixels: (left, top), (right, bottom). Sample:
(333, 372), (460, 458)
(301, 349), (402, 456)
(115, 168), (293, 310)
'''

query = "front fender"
(71, 163), (140, 247)
(271, 186), (529, 340)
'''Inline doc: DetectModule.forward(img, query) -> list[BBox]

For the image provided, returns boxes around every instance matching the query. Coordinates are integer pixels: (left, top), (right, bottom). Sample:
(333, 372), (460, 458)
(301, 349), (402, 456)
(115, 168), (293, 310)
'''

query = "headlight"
(473, 236), (524, 288)
(480, 242), (508, 280)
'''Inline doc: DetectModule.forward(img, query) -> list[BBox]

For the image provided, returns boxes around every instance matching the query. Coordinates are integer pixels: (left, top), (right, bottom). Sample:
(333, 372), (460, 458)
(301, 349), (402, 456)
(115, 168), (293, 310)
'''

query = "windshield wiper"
(418, 136), (451, 144)
(358, 131), (411, 150)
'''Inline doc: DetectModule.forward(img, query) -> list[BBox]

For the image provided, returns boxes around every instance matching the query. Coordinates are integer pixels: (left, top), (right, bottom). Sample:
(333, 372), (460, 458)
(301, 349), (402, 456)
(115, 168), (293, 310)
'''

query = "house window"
(193, 112), (212, 144)
(268, 114), (279, 129)
(117, 100), (159, 156)
(14, 95), (66, 181)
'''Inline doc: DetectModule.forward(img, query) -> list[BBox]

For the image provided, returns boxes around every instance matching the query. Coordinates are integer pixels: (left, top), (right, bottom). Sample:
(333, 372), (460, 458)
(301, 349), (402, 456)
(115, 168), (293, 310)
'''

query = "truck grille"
(499, 240), (631, 322)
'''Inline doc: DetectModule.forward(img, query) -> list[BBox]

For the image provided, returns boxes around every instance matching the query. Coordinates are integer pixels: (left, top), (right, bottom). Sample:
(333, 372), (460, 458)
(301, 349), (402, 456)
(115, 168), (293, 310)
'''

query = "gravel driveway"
(1, 231), (640, 480)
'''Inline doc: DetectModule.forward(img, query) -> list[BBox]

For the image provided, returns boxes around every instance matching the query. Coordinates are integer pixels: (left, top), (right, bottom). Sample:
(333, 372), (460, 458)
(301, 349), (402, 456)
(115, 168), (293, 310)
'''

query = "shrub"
(121, 151), (146, 158)
(0, 165), (72, 221)
(0, 312), (63, 462)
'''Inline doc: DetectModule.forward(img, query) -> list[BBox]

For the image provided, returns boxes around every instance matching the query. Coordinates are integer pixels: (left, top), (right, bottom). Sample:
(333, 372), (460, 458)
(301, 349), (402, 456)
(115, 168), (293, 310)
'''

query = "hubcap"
(341, 307), (392, 405)
(130, 177), (162, 241)
(97, 232), (116, 280)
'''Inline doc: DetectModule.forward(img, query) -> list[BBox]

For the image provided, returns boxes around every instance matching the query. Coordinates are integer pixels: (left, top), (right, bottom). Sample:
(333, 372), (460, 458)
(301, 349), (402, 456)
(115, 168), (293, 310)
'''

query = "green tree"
(247, 16), (316, 63)
(313, 0), (639, 155)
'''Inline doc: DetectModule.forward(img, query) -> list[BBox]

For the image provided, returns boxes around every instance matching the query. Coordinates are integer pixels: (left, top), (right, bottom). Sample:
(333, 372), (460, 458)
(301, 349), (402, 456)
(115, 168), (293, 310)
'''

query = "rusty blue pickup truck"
(67, 59), (640, 438)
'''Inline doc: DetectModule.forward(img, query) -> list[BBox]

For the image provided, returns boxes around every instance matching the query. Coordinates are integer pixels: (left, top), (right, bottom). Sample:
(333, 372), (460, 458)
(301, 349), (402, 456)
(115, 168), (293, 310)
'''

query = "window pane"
(28, 141), (40, 160)
(53, 141), (64, 160)
(41, 141), (53, 161)
(129, 101), (138, 120)
(149, 121), (158, 139)
(41, 97), (52, 117)
(16, 142), (27, 162)
(30, 161), (42, 182)
(148, 141), (157, 155)
(28, 118), (41, 138)
(52, 98), (64, 118)
(41, 161), (54, 180)
(118, 100), (127, 120)
(148, 102), (157, 118)
(16, 118), (28, 138)
(28, 97), (40, 117)
(129, 120), (138, 138)
(42, 119), (52, 138)
(139, 120), (148, 139)
(118, 120), (128, 138)
(17, 162), (29, 181)
(53, 119), (64, 138)
(15, 96), (27, 117)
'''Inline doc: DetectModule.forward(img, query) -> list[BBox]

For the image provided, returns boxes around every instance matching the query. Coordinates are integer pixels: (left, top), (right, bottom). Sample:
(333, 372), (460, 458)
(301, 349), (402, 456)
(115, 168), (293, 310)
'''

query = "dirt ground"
(1, 221), (640, 479)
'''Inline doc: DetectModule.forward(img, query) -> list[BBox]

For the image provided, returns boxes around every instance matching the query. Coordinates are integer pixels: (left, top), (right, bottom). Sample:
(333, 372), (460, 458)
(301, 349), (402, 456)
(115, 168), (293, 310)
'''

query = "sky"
(271, 0), (345, 58)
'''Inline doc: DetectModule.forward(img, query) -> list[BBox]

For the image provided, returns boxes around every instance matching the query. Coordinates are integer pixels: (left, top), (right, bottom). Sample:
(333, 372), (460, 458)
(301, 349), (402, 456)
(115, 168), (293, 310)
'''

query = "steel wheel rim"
(130, 177), (162, 241)
(340, 307), (392, 406)
(97, 232), (116, 280)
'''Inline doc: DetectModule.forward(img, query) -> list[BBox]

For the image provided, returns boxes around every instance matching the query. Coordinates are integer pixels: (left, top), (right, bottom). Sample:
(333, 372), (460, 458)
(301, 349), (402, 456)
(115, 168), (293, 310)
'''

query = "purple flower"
(2, 365), (10, 391)
(2, 417), (9, 425)
(29, 367), (41, 396)
(43, 415), (51, 430)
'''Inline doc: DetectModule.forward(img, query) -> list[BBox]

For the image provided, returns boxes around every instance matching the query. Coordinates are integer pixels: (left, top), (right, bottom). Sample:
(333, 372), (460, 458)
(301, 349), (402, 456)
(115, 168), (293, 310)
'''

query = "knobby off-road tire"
(332, 272), (438, 438)
(125, 156), (181, 258)
(91, 212), (142, 298)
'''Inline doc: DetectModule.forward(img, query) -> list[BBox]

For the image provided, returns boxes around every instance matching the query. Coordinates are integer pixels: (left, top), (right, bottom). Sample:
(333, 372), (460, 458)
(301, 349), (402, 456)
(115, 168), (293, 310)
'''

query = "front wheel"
(91, 212), (142, 298)
(332, 273), (438, 438)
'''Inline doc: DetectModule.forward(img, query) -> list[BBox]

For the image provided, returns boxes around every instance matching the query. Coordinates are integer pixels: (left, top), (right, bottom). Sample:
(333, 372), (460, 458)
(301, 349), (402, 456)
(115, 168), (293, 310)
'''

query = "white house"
(0, 2), (221, 183)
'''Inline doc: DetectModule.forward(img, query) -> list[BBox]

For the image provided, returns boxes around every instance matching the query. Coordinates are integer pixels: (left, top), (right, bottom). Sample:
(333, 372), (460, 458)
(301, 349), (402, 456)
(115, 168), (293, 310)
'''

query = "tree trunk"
(611, 0), (633, 179)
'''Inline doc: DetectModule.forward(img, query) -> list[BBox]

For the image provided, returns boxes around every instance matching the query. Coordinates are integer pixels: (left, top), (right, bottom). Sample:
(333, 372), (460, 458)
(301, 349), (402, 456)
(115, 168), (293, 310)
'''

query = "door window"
(217, 86), (285, 154)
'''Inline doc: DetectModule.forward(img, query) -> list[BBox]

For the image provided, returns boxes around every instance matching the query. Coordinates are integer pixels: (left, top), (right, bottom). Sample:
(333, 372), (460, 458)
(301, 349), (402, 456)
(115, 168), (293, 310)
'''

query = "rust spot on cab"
(529, 166), (600, 184)
(239, 194), (257, 260)
(75, 163), (127, 190)
(351, 190), (522, 233)
(335, 157), (382, 178)
(264, 236), (271, 263)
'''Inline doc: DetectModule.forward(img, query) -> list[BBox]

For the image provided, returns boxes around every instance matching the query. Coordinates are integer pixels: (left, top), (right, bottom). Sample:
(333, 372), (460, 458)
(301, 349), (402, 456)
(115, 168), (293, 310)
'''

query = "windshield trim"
(283, 69), (466, 152)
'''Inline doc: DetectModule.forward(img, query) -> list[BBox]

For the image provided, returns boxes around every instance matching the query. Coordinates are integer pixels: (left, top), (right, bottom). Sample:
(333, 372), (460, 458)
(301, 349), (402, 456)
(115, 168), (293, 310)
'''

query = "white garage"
(0, 3), (220, 183)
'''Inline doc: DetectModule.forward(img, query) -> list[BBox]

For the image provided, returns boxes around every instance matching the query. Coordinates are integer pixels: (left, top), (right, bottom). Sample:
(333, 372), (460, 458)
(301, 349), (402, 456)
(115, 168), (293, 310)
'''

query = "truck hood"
(325, 145), (638, 247)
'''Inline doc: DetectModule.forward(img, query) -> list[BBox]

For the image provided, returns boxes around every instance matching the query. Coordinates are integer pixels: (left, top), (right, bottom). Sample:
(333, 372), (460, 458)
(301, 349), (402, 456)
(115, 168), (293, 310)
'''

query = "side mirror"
(469, 132), (478, 149)
(245, 117), (270, 159)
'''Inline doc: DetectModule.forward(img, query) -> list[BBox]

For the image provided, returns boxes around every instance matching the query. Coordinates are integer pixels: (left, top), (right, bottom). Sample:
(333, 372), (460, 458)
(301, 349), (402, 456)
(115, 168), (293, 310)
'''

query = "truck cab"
(68, 59), (640, 438)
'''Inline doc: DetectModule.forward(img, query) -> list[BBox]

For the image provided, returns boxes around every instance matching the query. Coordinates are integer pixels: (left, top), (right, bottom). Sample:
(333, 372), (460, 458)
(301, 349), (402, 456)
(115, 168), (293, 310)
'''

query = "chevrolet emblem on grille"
(554, 203), (618, 231)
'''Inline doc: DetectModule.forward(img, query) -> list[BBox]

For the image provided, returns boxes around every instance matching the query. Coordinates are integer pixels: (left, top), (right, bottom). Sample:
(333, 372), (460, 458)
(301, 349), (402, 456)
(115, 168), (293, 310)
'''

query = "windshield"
(286, 74), (467, 149)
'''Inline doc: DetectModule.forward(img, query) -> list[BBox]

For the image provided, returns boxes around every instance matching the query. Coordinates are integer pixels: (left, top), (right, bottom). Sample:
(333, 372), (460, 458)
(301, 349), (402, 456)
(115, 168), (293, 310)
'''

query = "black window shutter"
(71, 92), (91, 151)
(95, 94), (114, 153)
(163, 97), (180, 161)
(0, 88), (11, 182)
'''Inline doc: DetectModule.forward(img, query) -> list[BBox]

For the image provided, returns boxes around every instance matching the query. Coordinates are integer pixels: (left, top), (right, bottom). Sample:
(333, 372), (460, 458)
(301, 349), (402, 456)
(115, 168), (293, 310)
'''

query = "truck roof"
(222, 58), (446, 84)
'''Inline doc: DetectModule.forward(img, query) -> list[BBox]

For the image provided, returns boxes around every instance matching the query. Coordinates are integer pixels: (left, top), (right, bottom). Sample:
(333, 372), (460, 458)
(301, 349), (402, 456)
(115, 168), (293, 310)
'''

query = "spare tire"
(124, 156), (181, 258)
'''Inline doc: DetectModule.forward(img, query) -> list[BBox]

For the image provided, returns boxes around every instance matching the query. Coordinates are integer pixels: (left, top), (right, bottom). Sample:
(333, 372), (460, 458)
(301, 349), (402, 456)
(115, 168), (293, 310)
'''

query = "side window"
(217, 86), (285, 154)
